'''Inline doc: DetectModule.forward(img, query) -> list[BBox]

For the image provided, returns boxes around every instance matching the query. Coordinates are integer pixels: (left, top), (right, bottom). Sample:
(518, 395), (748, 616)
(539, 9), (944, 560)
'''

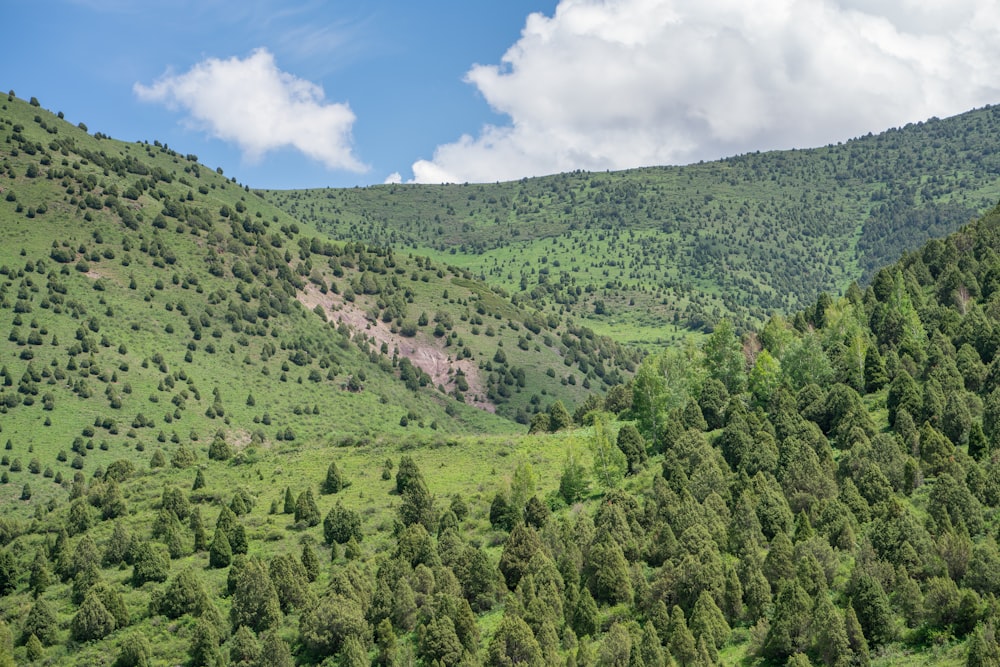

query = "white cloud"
(383, 171), (403, 185)
(135, 48), (366, 172)
(412, 0), (1000, 183)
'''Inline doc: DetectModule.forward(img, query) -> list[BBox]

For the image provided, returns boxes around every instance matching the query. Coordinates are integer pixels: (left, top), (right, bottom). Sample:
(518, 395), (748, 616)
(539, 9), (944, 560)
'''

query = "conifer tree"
(208, 527), (232, 569)
(667, 605), (698, 667)
(188, 617), (222, 667)
(690, 590), (731, 653)
(114, 632), (152, 667)
(22, 598), (57, 646)
(294, 488), (321, 527)
(71, 590), (117, 641)
(258, 631), (294, 667)
(301, 541), (320, 582)
(322, 460), (346, 494)
(229, 625), (261, 667)
(230, 558), (282, 634)
(486, 613), (544, 667)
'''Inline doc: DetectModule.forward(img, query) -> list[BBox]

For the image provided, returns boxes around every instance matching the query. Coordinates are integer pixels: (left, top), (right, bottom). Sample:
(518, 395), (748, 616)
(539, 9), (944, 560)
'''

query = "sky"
(7, 0), (1000, 190)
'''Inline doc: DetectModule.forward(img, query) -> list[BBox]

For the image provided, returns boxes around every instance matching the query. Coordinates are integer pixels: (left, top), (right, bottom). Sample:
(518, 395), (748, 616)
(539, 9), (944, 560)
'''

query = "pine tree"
(375, 618), (398, 667)
(282, 487), (295, 514)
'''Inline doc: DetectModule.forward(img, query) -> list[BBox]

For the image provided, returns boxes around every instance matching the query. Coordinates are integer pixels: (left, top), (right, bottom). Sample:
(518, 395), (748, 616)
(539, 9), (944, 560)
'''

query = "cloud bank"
(135, 48), (366, 172)
(412, 0), (1000, 183)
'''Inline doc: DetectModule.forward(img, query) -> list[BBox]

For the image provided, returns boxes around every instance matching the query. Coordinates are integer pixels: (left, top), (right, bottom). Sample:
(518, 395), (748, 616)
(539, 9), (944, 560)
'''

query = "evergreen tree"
(22, 598), (57, 646)
(809, 595), (851, 667)
(639, 621), (666, 667)
(209, 527), (232, 568)
(191, 507), (207, 552)
(666, 605), (698, 667)
(690, 590), (731, 653)
(616, 423), (647, 474)
(850, 573), (895, 647)
(762, 579), (812, 662)
(268, 553), (311, 613)
(71, 590), (117, 641)
(420, 615), (464, 666)
(301, 541), (320, 582)
(188, 617), (222, 667)
(486, 613), (544, 667)
(549, 400), (572, 432)
(229, 625), (261, 667)
(294, 488), (321, 527)
(572, 586), (599, 638)
(967, 621), (1000, 667)
(324, 501), (363, 545)
(844, 603), (871, 667)
(130, 542), (169, 587)
(322, 460), (347, 494)
(230, 557), (282, 633)
(258, 631), (294, 667)
(597, 621), (632, 667)
(499, 523), (542, 590)
(114, 632), (152, 667)
(28, 549), (51, 596)
(375, 618), (398, 667)
(282, 487), (295, 514)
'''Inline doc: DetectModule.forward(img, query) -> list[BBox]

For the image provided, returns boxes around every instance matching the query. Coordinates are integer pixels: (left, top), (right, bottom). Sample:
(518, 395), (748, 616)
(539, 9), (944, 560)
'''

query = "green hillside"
(266, 106), (1000, 345)
(1, 90), (1000, 667)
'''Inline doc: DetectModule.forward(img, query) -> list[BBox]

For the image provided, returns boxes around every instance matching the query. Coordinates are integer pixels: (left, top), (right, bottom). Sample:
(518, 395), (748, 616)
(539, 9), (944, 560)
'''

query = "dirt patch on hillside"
(297, 285), (493, 412)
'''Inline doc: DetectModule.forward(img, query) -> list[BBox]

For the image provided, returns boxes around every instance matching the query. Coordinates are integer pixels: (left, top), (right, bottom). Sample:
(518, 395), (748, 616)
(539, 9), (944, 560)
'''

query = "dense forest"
(2, 91), (1000, 666)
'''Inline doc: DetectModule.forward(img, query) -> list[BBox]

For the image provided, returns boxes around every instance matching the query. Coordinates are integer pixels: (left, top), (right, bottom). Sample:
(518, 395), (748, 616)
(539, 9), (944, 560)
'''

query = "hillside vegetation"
(267, 106), (1000, 345)
(0, 90), (999, 667)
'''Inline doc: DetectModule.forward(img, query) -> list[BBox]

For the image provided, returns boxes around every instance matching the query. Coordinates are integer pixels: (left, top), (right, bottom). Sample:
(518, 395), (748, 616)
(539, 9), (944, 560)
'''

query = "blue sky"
(8, 1), (1000, 189)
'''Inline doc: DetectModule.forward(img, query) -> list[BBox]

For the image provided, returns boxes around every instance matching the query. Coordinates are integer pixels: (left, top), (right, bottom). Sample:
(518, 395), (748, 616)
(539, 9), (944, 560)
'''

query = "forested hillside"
(267, 106), (1000, 344)
(1, 89), (1000, 667)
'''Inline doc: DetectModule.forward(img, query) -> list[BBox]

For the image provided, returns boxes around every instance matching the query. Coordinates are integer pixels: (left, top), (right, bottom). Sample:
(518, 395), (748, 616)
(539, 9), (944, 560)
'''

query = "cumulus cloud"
(135, 48), (366, 172)
(383, 172), (403, 185)
(412, 0), (1000, 183)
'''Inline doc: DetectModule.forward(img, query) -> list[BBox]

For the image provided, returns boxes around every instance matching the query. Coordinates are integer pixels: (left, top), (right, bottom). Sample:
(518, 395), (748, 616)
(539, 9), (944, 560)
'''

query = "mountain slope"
(266, 105), (1000, 343)
(0, 91), (638, 450)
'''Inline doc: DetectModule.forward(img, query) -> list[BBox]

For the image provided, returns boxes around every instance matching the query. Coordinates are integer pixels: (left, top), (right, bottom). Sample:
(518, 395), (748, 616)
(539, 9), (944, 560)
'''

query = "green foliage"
(486, 613), (544, 667)
(114, 632), (153, 667)
(71, 589), (117, 641)
(322, 460), (347, 494)
(229, 557), (282, 634)
(589, 413), (627, 489)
